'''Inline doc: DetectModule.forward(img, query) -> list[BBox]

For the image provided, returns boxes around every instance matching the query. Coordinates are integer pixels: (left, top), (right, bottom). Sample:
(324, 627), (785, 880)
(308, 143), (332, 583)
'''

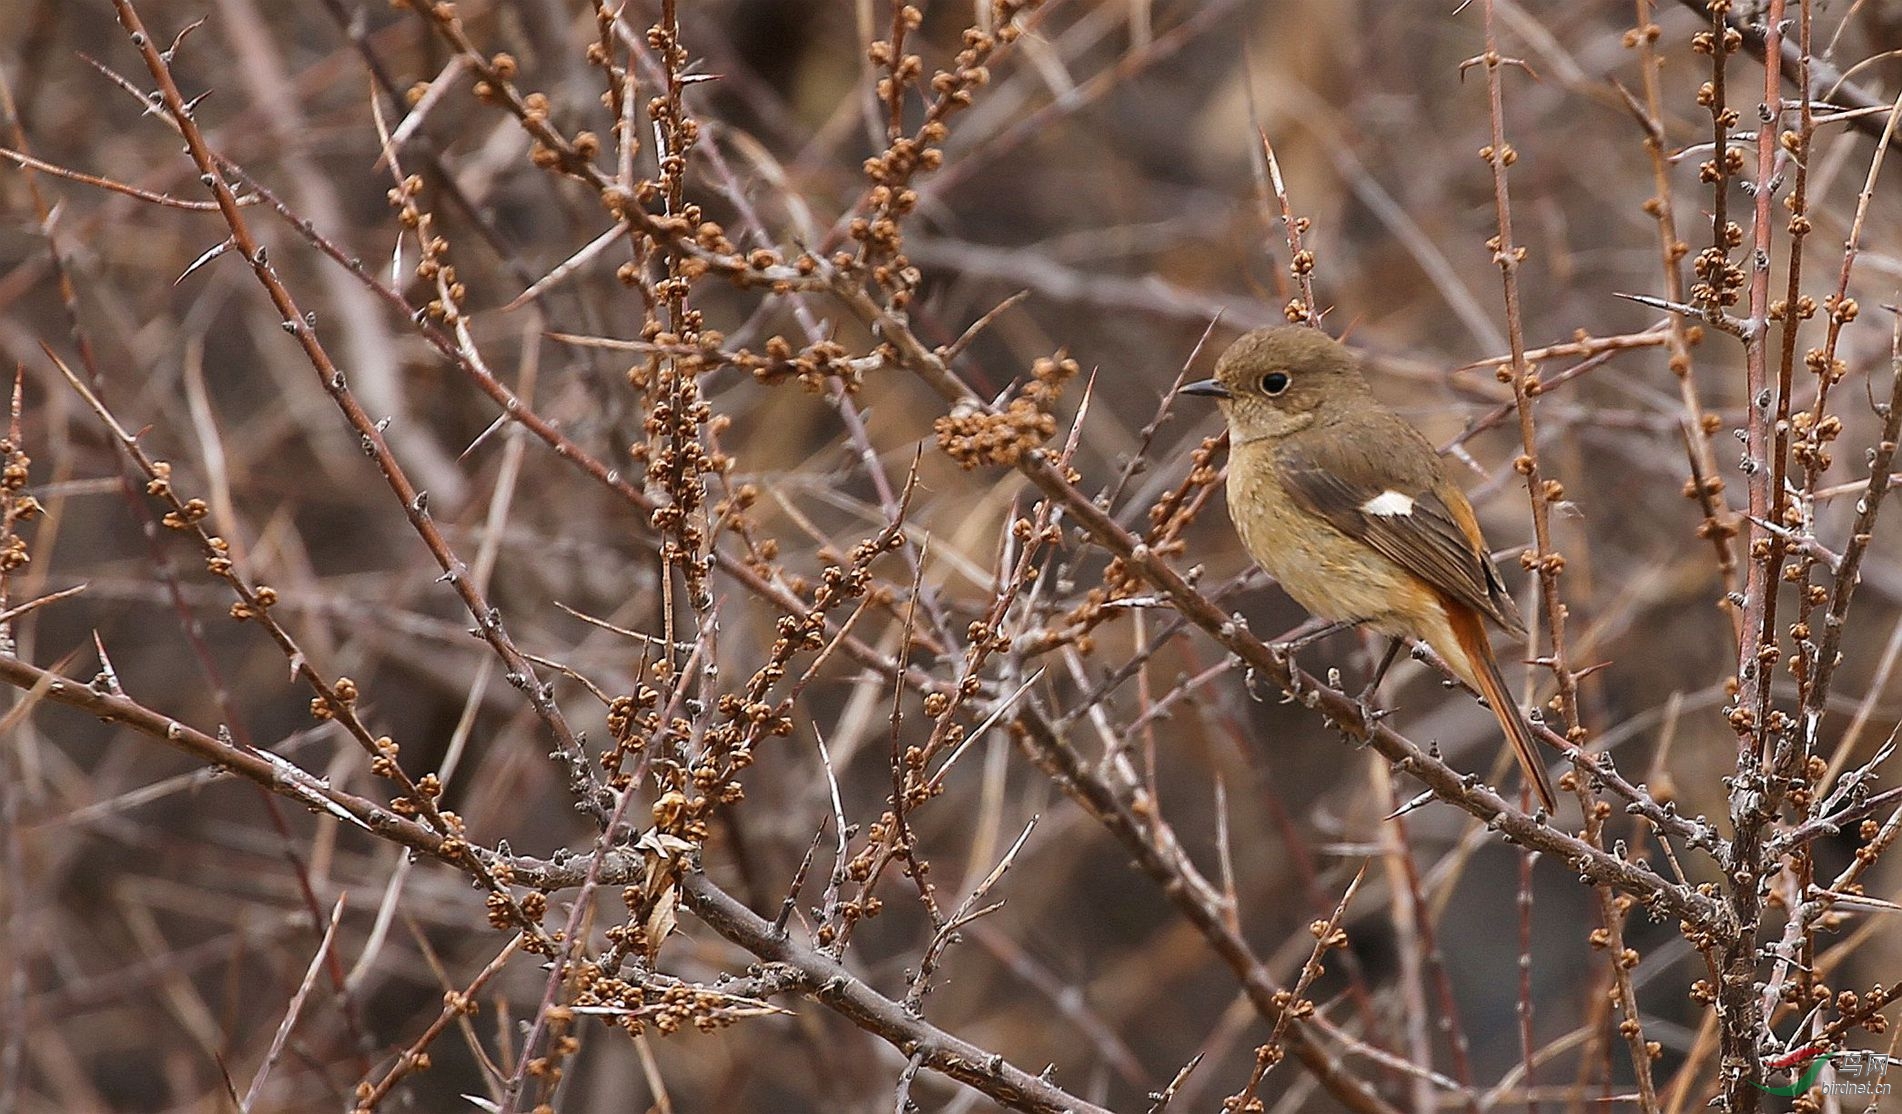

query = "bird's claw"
(1350, 695), (1392, 742)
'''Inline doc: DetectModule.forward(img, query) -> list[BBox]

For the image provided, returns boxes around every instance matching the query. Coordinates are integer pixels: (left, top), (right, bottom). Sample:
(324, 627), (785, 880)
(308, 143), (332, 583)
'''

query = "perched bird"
(1182, 326), (1556, 810)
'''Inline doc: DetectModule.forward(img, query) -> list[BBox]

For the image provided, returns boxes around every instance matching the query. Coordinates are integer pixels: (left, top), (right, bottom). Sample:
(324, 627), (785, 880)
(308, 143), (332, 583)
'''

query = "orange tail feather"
(1442, 600), (1556, 811)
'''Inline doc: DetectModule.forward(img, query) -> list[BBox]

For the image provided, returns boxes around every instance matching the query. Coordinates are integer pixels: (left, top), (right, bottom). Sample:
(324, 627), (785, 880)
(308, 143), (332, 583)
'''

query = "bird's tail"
(1441, 599), (1557, 811)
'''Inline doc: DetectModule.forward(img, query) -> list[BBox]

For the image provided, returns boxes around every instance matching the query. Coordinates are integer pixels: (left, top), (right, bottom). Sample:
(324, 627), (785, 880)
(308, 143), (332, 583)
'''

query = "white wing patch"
(1360, 490), (1415, 517)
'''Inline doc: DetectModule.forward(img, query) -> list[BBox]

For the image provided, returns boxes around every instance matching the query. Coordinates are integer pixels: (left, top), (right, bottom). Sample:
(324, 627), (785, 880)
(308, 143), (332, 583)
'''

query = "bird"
(1181, 325), (1556, 810)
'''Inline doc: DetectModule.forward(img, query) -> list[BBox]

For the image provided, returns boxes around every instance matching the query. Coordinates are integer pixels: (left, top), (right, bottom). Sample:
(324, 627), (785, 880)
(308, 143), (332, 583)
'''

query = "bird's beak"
(1179, 378), (1231, 399)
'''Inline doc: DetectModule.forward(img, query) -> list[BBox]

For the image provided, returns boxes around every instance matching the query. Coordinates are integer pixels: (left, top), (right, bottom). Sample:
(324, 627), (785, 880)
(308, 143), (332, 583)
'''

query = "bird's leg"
(1268, 617), (1358, 658)
(1252, 618), (1357, 702)
(1359, 636), (1406, 703)
(1350, 635), (1404, 738)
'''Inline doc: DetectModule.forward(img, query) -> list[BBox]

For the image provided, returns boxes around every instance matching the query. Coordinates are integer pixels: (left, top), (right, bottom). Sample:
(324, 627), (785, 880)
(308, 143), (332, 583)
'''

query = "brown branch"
(829, 276), (1726, 934)
(1716, 2), (1786, 1108)
(1803, 319), (1902, 744)
(107, 0), (605, 832)
(0, 645), (1111, 1114)
(1474, 9), (1658, 1107)
(43, 345), (549, 949)
(356, 936), (521, 1111)
(1680, 0), (1902, 153)
(1615, 6), (1741, 614)
(0, 144), (242, 210)
(1013, 709), (1398, 1114)
(678, 871), (1118, 1114)
(0, 651), (454, 861)
(202, 160), (938, 702)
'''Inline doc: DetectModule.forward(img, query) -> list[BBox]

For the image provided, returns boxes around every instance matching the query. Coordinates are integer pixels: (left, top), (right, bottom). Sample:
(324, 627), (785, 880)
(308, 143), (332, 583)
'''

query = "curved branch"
(828, 280), (1730, 937)
(679, 872), (1119, 1114)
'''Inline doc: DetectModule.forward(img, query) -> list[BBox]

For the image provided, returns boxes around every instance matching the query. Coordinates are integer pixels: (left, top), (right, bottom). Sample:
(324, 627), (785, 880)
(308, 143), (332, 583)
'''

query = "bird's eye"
(1261, 371), (1291, 395)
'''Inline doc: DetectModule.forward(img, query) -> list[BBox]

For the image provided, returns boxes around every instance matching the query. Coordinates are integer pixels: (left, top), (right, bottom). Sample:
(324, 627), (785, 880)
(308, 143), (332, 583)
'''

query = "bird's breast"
(1225, 447), (1438, 635)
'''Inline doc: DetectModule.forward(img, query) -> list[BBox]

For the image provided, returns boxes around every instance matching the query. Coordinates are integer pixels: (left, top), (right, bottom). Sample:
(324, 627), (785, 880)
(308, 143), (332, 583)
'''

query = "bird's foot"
(1268, 618), (1357, 659)
(1362, 637), (1405, 701)
(1344, 637), (1404, 739)
(1351, 693), (1394, 741)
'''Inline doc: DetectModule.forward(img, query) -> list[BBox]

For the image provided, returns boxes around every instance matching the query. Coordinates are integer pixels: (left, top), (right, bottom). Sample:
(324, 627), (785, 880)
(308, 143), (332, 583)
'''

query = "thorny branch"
(9, 2), (1902, 1111)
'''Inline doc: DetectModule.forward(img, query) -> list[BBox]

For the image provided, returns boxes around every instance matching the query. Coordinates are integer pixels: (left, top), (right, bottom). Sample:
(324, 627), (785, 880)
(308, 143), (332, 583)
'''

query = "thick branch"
(1680, 0), (1902, 153)
(831, 283), (1729, 936)
(0, 647), (1120, 1114)
(678, 872), (1118, 1114)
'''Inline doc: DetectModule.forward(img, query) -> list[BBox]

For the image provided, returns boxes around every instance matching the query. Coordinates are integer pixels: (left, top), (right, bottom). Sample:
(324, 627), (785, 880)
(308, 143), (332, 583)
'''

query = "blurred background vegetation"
(4, 1), (1902, 1111)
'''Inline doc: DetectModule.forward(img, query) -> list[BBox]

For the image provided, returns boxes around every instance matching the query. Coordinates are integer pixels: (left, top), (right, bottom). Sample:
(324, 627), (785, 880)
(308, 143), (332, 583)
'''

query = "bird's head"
(1180, 326), (1371, 444)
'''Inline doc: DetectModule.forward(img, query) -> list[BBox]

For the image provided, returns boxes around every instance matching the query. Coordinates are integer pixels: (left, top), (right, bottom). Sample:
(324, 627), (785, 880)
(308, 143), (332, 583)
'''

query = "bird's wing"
(1276, 430), (1525, 635)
